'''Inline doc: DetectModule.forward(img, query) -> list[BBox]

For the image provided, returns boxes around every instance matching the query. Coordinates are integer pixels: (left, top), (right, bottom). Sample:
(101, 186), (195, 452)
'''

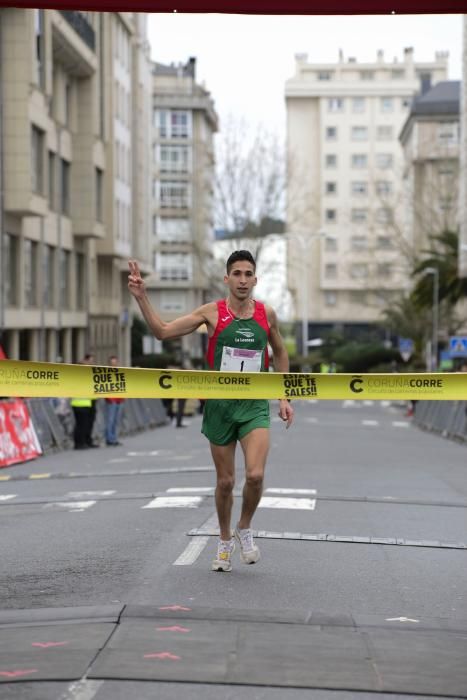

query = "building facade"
(0, 9), (152, 364)
(399, 81), (460, 253)
(285, 48), (448, 346)
(149, 58), (218, 362)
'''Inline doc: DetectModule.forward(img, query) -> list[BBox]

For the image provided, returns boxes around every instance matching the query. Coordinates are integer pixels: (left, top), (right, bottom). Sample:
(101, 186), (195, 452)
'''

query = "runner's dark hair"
(226, 250), (256, 274)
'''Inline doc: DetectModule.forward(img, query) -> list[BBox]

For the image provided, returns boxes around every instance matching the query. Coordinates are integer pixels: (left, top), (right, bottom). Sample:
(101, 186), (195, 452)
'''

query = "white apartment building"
(0, 9), (152, 364)
(285, 48), (448, 346)
(149, 58), (218, 362)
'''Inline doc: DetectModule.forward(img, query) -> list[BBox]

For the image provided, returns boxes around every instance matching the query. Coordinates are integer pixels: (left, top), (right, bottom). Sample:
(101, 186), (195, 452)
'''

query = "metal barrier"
(24, 397), (169, 454)
(413, 400), (467, 443)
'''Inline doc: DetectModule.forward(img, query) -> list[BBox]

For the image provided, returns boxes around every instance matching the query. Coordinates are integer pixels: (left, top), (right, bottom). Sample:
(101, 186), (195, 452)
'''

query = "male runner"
(128, 250), (294, 572)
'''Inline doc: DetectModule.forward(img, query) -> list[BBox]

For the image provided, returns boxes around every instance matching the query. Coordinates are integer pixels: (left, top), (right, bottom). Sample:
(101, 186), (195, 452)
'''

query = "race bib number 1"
(220, 347), (263, 372)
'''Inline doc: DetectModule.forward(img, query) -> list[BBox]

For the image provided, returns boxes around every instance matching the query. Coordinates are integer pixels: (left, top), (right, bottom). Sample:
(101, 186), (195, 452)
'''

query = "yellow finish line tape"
(0, 360), (466, 401)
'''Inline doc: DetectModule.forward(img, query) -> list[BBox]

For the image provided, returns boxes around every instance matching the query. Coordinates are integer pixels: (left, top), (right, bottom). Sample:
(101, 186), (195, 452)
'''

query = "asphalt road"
(1, 399), (466, 700)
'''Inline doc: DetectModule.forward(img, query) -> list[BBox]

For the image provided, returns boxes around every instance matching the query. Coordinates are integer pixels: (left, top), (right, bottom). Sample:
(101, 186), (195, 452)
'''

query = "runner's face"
(224, 261), (257, 301)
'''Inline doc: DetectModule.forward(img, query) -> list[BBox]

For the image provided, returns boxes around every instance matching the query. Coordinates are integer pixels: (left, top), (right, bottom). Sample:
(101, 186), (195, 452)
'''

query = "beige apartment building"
(0, 9), (151, 365)
(399, 81), (460, 252)
(148, 58), (218, 362)
(459, 15), (467, 278)
(285, 48), (448, 346)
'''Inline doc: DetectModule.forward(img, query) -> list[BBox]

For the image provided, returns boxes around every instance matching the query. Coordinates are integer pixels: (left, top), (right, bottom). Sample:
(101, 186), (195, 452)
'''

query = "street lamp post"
(423, 267), (439, 371)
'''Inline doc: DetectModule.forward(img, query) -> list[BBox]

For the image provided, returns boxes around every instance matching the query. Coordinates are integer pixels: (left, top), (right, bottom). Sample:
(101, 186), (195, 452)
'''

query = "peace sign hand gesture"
(128, 260), (146, 300)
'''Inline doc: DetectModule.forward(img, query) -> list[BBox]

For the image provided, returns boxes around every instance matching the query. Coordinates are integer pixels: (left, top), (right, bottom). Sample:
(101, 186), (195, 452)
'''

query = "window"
(376, 153), (393, 169)
(159, 145), (191, 173)
(76, 252), (86, 310)
(350, 290), (367, 304)
(325, 182), (337, 195)
(325, 209), (337, 223)
(24, 239), (38, 307)
(158, 252), (192, 281)
(439, 196), (453, 211)
(351, 235), (368, 250)
(360, 71), (374, 80)
(48, 152), (56, 210)
(325, 263), (337, 279)
(402, 97), (412, 109)
(391, 69), (405, 79)
(159, 182), (191, 209)
(31, 126), (44, 195)
(34, 10), (45, 88)
(325, 236), (338, 252)
(376, 207), (393, 224)
(157, 110), (168, 138)
(64, 80), (72, 127)
(3, 233), (18, 305)
(352, 97), (365, 113)
(171, 110), (191, 138)
(318, 71), (332, 80)
(438, 123), (459, 146)
(60, 250), (70, 309)
(377, 263), (392, 277)
(352, 154), (367, 169)
(376, 180), (393, 195)
(419, 72), (432, 95)
(328, 98), (343, 112)
(351, 181), (367, 196)
(60, 159), (70, 215)
(324, 291), (337, 306)
(43, 245), (55, 308)
(326, 126), (337, 140)
(325, 154), (337, 167)
(351, 209), (368, 223)
(157, 218), (191, 243)
(380, 97), (394, 113)
(377, 125), (393, 141)
(95, 168), (103, 222)
(377, 236), (393, 249)
(350, 263), (369, 279)
(351, 126), (368, 141)
(160, 291), (187, 313)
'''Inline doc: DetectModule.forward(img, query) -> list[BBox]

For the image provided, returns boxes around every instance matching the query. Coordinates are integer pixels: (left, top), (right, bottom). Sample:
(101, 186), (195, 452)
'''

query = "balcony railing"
(59, 11), (95, 51)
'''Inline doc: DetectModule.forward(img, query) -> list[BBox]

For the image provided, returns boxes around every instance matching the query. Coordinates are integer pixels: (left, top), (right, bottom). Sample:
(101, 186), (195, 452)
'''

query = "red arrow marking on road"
(0, 669), (38, 678)
(144, 652), (181, 660)
(158, 605), (191, 611)
(32, 642), (69, 648)
(156, 625), (191, 633)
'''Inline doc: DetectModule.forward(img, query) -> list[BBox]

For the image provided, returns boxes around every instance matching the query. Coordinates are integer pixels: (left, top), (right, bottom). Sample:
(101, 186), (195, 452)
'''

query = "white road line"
(142, 496), (203, 509)
(0, 494), (16, 501)
(259, 496), (316, 510)
(166, 487), (214, 494)
(392, 421), (410, 428)
(173, 536), (210, 565)
(66, 491), (116, 498)
(266, 488), (317, 495)
(43, 501), (96, 512)
(343, 400), (356, 407)
(381, 401), (391, 407)
(59, 679), (104, 700)
(362, 420), (379, 426)
(363, 400), (374, 406)
(127, 450), (160, 456)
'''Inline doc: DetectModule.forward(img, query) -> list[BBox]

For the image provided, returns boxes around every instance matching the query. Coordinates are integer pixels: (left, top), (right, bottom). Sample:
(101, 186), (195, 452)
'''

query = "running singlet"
(202, 299), (271, 445)
(206, 299), (270, 372)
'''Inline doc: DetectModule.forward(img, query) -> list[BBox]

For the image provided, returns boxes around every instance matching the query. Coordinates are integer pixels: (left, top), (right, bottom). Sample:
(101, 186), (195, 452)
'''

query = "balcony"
(59, 11), (95, 51)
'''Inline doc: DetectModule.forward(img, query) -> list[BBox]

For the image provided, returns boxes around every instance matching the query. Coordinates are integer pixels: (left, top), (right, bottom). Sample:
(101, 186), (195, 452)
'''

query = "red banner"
(0, 400), (42, 468)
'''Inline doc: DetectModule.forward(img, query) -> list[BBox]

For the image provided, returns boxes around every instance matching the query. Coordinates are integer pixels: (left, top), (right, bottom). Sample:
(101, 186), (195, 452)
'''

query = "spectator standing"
(105, 355), (125, 446)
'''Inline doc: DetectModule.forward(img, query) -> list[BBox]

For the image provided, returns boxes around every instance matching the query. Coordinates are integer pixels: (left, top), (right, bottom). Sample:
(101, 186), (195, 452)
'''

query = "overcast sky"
(147, 13), (463, 135)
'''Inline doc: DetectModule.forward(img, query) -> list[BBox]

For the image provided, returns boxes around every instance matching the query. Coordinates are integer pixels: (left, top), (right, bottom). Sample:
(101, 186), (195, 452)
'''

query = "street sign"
(398, 337), (414, 362)
(448, 336), (467, 358)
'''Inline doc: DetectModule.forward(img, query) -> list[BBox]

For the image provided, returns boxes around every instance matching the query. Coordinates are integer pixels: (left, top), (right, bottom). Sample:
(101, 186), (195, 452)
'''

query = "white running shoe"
(211, 538), (235, 572)
(234, 525), (260, 564)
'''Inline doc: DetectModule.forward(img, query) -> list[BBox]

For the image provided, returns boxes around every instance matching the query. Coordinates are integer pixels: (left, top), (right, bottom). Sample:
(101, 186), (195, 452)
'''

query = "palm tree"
(380, 294), (431, 357)
(412, 229), (467, 308)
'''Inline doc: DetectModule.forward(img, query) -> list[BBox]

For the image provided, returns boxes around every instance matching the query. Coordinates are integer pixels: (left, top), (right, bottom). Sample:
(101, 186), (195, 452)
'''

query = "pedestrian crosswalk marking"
(0, 494), (16, 501)
(43, 500), (96, 512)
(266, 488), (317, 496)
(259, 496), (316, 510)
(392, 421), (410, 428)
(362, 420), (379, 426)
(143, 496), (203, 509)
(166, 487), (214, 494)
